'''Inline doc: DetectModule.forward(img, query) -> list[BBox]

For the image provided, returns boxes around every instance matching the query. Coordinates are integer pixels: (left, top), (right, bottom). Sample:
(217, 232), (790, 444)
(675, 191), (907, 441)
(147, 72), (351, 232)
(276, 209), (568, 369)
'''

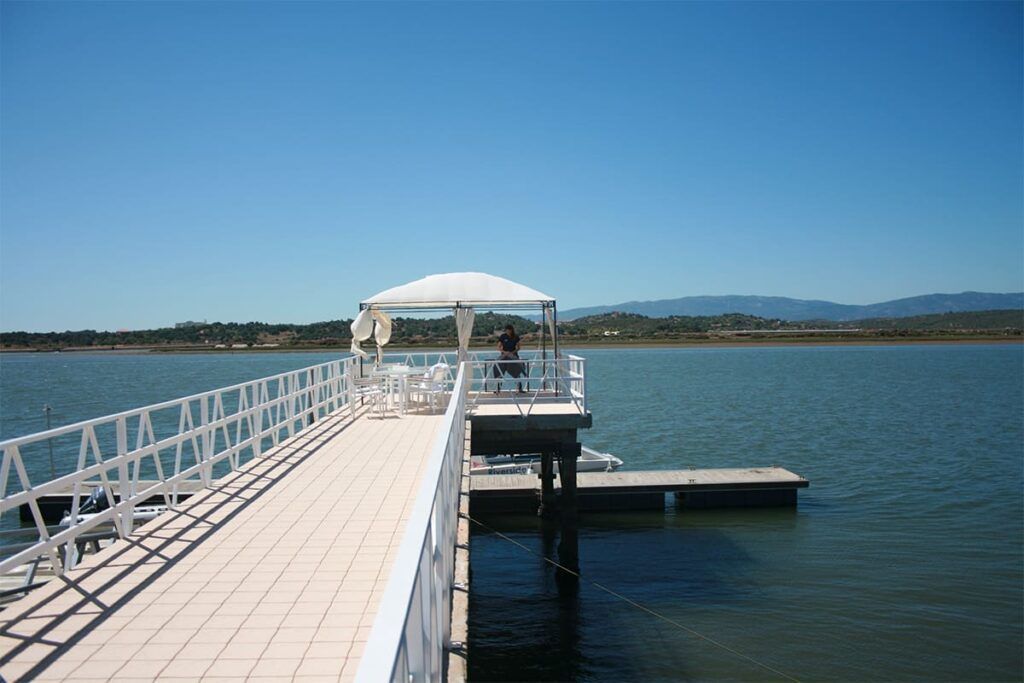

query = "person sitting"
(493, 324), (526, 394)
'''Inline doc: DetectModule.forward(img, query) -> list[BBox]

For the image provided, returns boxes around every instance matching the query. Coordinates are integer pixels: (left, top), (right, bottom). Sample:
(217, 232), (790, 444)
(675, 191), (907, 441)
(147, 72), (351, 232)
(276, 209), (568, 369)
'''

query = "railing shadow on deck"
(0, 412), (358, 682)
(0, 356), (360, 586)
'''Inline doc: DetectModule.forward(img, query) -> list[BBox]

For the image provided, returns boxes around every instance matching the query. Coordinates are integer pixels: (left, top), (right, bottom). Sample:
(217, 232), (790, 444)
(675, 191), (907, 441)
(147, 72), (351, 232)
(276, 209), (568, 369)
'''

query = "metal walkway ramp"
(0, 409), (442, 682)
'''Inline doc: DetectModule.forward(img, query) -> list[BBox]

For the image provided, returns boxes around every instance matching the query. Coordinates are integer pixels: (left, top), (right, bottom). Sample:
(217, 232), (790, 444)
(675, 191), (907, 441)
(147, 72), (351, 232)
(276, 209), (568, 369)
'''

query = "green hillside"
(1, 309), (1020, 351)
(842, 309), (1024, 331)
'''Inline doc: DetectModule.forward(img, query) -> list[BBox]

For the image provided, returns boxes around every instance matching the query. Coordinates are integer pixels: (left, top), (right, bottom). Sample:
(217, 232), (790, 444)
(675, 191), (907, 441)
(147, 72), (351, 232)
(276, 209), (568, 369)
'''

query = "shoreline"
(566, 338), (1024, 350)
(2, 336), (1021, 355)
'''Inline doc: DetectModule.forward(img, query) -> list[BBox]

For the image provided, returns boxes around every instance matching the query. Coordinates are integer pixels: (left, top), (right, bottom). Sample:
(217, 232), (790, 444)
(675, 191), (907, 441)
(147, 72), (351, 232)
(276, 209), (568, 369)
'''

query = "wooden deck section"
(470, 467), (810, 513)
(0, 408), (443, 683)
(467, 400), (590, 429)
(467, 401), (586, 417)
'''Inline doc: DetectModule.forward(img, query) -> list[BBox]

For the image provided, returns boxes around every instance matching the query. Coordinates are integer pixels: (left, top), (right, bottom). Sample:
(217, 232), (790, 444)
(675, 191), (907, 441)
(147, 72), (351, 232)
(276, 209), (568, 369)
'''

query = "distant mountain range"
(558, 291), (1024, 322)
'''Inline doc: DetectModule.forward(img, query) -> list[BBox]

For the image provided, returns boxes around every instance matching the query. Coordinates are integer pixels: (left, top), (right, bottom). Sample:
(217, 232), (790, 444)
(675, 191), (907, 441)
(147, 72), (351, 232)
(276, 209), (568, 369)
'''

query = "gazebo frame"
(357, 299), (559, 363)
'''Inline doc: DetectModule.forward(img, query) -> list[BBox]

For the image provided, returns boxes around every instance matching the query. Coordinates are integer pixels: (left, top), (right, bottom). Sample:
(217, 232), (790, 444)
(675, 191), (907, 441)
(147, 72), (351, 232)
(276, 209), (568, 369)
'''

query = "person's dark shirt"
(498, 333), (519, 354)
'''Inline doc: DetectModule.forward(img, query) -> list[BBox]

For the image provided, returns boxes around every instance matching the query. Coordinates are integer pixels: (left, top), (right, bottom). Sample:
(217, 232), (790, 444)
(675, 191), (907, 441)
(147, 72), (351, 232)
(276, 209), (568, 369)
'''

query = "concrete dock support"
(557, 442), (580, 519)
(539, 451), (557, 517)
(537, 442), (581, 518)
(467, 404), (593, 518)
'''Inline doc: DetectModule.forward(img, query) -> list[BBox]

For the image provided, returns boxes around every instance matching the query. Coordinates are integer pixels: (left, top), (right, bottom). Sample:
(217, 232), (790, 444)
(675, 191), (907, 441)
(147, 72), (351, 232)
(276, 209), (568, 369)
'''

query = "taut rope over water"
(466, 514), (802, 683)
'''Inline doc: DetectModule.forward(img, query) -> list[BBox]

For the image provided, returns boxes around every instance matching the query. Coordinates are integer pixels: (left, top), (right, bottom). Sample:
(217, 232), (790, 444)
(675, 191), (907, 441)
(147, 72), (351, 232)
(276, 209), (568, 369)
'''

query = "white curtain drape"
(455, 307), (475, 364)
(545, 308), (557, 355)
(350, 309), (374, 359)
(372, 310), (393, 364)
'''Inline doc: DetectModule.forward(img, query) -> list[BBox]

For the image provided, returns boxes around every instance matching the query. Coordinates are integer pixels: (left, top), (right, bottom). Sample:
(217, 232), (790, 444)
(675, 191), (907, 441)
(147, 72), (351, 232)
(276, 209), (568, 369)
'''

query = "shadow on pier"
(0, 416), (352, 682)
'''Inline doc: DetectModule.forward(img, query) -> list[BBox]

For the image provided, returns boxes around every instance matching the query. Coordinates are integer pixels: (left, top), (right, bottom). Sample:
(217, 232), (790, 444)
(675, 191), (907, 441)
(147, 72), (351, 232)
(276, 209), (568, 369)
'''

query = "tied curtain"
(455, 307), (475, 364)
(349, 309), (394, 363)
(350, 309), (374, 359)
(372, 310), (393, 365)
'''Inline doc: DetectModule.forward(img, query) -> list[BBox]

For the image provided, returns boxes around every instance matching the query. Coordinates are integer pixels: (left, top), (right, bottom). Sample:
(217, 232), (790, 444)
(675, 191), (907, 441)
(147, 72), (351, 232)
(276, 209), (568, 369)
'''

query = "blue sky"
(1, 1), (1021, 332)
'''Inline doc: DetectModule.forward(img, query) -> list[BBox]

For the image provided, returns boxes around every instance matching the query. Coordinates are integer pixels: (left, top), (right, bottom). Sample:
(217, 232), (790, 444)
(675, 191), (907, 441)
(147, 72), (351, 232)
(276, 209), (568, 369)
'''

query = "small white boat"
(60, 505), (166, 527)
(58, 489), (168, 527)
(470, 445), (623, 476)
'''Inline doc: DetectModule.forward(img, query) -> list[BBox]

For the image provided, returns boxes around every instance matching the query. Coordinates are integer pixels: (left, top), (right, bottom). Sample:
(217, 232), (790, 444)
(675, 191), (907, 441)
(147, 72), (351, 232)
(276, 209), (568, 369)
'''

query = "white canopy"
(361, 272), (554, 310)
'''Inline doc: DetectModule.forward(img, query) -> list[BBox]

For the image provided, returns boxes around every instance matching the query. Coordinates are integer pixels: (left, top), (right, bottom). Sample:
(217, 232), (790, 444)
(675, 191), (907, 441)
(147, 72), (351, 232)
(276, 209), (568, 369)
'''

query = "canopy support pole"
(552, 304), (559, 397)
(540, 304), (547, 391)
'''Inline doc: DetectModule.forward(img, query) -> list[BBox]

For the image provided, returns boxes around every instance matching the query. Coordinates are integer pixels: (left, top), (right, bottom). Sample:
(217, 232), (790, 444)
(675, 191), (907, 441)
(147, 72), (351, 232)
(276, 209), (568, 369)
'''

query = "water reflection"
(468, 510), (765, 682)
(543, 518), (581, 681)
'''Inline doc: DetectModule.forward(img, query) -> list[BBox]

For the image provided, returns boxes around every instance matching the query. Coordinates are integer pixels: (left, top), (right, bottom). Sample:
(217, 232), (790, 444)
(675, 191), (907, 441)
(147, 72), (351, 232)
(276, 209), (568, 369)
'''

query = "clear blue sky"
(1, 1), (1021, 332)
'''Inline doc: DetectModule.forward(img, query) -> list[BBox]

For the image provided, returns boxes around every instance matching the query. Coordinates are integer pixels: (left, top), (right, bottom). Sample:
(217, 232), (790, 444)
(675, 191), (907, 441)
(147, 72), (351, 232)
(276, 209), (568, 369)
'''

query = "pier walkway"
(1, 351), (583, 683)
(0, 408), (443, 681)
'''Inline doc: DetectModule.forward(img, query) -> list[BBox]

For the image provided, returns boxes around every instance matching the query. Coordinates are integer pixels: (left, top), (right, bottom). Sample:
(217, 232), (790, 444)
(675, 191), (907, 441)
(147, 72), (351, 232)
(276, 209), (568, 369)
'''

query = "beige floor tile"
(216, 641), (265, 660)
(174, 643), (225, 661)
(226, 627), (274, 643)
(303, 641), (350, 659)
(159, 658), (213, 678)
(259, 641), (309, 659)
(114, 659), (172, 678)
(129, 647), (183, 663)
(295, 657), (347, 676)
(202, 659), (256, 677)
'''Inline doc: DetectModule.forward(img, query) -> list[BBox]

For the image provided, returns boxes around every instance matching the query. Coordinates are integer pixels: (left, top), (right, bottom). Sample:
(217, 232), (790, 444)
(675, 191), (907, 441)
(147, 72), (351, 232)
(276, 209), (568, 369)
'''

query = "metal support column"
(558, 442), (580, 520)
(538, 450), (557, 517)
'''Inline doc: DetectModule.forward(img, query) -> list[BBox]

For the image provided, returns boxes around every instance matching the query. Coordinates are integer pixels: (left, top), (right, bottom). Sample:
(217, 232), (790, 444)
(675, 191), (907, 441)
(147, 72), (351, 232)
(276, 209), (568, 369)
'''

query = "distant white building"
(603, 330), (620, 336)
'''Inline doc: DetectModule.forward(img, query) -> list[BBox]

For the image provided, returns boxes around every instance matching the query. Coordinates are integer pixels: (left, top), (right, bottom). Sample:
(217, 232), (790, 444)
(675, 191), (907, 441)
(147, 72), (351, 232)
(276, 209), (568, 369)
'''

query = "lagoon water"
(1, 345), (1022, 680)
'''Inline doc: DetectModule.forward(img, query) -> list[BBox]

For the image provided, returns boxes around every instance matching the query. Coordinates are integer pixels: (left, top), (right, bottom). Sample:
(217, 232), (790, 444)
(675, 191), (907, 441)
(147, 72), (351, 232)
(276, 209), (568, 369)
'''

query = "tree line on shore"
(2, 309), (1021, 350)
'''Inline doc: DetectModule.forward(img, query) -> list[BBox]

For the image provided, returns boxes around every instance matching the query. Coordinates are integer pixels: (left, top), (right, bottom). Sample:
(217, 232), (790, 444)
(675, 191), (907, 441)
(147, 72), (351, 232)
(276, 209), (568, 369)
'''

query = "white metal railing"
(373, 350), (587, 417)
(356, 362), (469, 683)
(465, 354), (586, 416)
(0, 356), (359, 579)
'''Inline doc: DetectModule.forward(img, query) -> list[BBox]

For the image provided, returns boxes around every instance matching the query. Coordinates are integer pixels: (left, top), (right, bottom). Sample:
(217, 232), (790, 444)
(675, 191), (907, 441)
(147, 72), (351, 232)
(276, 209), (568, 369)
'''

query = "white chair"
(349, 375), (387, 419)
(409, 363), (449, 413)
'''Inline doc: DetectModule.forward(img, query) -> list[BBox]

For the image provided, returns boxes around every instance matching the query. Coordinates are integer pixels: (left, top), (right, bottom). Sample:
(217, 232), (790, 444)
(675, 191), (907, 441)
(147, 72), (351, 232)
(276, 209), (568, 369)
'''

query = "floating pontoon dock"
(470, 467), (810, 513)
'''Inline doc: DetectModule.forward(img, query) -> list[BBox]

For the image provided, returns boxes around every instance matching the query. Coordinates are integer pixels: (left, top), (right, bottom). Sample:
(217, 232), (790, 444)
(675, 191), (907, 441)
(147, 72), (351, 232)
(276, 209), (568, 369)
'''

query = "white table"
(372, 365), (418, 415)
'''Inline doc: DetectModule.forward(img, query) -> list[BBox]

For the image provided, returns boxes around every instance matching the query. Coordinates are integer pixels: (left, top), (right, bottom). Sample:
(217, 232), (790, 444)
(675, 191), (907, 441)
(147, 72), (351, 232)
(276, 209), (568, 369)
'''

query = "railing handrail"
(0, 358), (348, 449)
(356, 362), (469, 683)
(0, 355), (358, 579)
(463, 355), (587, 416)
(373, 349), (588, 417)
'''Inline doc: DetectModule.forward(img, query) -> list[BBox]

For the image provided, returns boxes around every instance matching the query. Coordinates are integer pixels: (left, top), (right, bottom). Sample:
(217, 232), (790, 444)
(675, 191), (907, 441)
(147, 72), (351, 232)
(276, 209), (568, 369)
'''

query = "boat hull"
(470, 446), (623, 476)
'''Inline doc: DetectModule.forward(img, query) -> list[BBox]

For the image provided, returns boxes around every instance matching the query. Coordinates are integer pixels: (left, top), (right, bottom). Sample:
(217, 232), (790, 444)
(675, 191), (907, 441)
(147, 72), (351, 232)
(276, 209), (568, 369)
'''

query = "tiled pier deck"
(0, 409), (442, 682)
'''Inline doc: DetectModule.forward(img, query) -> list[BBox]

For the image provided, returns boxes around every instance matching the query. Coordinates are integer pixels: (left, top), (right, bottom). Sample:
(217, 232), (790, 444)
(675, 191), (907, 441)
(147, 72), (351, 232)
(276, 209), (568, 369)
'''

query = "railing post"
(115, 416), (133, 536)
(252, 382), (264, 458)
(306, 368), (316, 426)
(286, 374), (296, 437)
(581, 357), (587, 414)
(200, 395), (212, 486)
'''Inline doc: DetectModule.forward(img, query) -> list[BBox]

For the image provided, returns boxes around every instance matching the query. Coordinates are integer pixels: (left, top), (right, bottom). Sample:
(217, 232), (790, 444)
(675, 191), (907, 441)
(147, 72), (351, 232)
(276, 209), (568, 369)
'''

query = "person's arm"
(514, 336), (521, 353)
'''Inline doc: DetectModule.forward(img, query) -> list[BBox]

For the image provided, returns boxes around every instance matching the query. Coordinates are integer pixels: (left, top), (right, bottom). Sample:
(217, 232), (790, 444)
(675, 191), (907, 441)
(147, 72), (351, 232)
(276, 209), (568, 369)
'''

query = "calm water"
(1, 346), (1022, 680)
(468, 345), (1024, 682)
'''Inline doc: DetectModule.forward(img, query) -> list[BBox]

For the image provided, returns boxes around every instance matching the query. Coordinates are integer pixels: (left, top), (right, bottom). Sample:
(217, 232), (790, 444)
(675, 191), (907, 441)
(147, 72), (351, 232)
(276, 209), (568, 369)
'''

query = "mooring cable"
(466, 514), (801, 683)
